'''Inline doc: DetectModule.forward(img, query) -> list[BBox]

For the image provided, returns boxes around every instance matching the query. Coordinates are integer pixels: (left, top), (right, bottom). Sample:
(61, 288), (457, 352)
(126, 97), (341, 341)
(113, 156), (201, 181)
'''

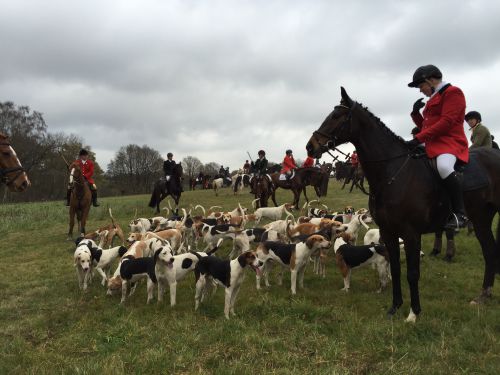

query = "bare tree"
(181, 156), (203, 180)
(203, 162), (220, 177)
(107, 144), (163, 194)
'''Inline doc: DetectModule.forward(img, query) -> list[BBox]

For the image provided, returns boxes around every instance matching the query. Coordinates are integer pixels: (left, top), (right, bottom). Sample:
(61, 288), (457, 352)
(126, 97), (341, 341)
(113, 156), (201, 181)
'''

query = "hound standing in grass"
(194, 251), (263, 319)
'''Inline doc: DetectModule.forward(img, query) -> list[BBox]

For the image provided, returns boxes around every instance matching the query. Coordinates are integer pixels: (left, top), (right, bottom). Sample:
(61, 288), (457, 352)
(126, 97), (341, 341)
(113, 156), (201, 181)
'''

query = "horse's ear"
(340, 87), (353, 107)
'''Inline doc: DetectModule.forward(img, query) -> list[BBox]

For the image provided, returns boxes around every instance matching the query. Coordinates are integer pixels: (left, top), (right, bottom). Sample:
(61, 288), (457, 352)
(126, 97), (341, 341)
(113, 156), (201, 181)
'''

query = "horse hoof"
(444, 255), (453, 263)
(386, 305), (399, 318)
(470, 289), (492, 305)
(66, 237), (73, 242)
(404, 309), (417, 323)
(430, 249), (440, 257)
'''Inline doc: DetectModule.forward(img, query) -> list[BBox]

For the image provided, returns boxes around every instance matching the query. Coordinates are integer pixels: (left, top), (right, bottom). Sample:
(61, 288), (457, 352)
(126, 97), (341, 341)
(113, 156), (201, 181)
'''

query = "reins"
(313, 102), (414, 187)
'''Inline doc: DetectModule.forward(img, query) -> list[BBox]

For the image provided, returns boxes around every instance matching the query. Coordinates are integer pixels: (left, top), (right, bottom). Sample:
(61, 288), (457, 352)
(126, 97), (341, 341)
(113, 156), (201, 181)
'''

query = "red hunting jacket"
(302, 156), (314, 168)
(281, 155), (297, 174)
(76, 159), (95, 184)
(411, 84), (469, 163)
(350, 152), (359, 167)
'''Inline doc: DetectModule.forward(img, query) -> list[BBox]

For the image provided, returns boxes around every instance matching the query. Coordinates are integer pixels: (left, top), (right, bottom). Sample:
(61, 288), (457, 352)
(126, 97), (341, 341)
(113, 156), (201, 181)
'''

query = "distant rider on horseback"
(163, 152), (182, 192)
(66, 149), (99, 207)
(406, 64), (469, 229)
(250, 150), (268, 193)
(281, 149), (297, 180)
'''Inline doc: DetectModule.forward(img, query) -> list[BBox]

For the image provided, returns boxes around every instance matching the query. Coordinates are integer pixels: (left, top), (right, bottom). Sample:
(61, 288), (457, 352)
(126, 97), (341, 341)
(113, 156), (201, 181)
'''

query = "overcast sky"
(1, 0), (500, 170)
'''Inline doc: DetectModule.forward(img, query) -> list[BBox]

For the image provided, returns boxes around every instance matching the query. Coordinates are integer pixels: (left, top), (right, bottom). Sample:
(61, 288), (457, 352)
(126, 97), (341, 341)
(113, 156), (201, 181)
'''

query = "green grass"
(1, 183), (499, 374)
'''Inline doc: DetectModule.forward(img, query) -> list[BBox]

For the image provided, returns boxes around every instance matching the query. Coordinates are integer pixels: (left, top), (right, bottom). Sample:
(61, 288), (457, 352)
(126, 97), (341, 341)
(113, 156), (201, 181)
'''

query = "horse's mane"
(355, 102), (407, 145)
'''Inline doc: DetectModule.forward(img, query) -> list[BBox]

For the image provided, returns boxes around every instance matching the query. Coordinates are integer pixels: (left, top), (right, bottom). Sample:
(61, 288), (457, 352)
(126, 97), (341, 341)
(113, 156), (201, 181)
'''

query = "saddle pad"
(462, 152), (489, 192)
(279, 174), (287, 181)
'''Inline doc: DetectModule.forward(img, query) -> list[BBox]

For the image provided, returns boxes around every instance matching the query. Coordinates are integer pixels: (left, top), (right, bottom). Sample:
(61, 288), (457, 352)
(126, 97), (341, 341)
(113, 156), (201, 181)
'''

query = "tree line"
(0, 101), (241, 203)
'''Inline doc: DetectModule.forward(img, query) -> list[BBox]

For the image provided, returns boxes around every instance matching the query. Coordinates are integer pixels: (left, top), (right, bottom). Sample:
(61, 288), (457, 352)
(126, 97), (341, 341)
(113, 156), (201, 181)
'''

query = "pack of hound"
(72, 199), (395, 319)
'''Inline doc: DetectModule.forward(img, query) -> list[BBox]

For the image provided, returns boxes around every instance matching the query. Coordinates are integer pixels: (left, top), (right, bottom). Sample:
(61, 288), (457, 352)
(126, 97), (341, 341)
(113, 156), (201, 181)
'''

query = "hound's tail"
(207, 238), (224, 255)
(251, 198), (260, 210)
(109, 207), (117, 228)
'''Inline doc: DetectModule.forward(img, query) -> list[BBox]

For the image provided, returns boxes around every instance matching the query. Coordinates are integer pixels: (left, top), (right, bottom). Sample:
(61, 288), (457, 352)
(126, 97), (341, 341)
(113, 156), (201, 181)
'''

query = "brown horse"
(270, 167), (324, 208)
(0, 132), (30, 192)
(250, 174), (272, 208)
(67, 161), (92, 240)
(307, 87), (500, 321)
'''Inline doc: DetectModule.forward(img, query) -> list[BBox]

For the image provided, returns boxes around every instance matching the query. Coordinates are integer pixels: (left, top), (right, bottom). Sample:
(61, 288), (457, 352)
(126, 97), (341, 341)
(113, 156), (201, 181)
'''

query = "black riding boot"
(91, 189), (100, 207)
(443, 172), (467, 230)
(65, 188), (72, 206)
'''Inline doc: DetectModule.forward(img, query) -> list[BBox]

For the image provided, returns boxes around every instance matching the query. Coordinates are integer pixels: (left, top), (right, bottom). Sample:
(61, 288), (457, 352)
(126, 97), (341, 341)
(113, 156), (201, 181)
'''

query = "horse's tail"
(496, 218), (500, 274)
(148, 185), (158, 208)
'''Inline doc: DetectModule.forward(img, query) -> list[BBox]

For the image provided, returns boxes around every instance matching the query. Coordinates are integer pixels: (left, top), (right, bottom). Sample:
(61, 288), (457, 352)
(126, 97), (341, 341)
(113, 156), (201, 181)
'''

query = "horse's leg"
(402, 234), (422, 323)
(292, 188), (300, 209)
(303, 187), (309, 203)
(174, 194), (180, 215)
(271, 188), (278, 207)
(444, 229), (455, 262)
(469, 209), (497, 304)
(382, 231), (403, 317)
(430, 231), (443, 256)
(67, 208), (75, 240)
(81, 207), (90, 237)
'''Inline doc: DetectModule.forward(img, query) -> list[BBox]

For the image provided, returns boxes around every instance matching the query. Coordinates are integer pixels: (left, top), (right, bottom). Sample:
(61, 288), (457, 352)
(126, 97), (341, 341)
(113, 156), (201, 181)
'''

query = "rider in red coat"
(281, 149), (297, 179)
(350, 151), (359, 168)
(302, 155), (314, 168)
(66, 149), (99, 207)
(407, 65), (468, 229)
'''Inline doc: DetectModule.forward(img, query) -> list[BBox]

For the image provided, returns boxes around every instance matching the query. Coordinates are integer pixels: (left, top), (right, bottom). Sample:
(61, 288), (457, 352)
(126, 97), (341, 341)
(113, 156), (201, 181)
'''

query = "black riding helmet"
(465, 111), (482, 122)
(167, 152), (173, 158)
(79, 149), (89, 156)
(258, 150), (265, 156)
(408, 65), (442, 87)
(286, 149), (293, 155)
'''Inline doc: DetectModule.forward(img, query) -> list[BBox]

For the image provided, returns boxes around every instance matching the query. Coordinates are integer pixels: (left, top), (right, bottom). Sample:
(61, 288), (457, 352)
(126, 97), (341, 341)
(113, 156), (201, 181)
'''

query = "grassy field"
(1, 182), (499, 374)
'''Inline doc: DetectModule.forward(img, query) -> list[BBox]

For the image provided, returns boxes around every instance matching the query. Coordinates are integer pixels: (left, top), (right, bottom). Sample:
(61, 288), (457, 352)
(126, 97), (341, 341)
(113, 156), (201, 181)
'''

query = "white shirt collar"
(431, 81), (448, 98)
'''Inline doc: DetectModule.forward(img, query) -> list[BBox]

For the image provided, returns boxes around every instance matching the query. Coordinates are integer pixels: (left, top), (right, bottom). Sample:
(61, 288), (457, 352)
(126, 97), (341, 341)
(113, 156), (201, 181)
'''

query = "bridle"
(311, 102), (414, 188)
(311, 103), (353, 159)
(0, 141), (25, 187)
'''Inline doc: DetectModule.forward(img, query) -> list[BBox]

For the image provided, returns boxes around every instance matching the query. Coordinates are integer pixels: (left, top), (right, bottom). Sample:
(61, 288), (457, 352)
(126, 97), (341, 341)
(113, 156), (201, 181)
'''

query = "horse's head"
(0, 133), (30, 192)
(306, 87), (355, 159)
(174, 163), (183, 177)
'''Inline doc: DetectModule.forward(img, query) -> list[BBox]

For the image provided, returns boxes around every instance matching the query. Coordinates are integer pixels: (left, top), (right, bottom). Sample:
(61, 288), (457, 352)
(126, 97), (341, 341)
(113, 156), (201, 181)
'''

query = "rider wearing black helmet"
(250, 150), (268, 193)
(465, 111), (492, 149)
(252, 150), (268, 175)
(407, 64), (469, 230)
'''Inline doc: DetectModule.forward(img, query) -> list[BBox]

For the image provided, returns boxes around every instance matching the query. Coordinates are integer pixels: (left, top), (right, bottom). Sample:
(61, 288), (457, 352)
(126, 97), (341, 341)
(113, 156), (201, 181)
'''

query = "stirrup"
(444, 213), (468, 231)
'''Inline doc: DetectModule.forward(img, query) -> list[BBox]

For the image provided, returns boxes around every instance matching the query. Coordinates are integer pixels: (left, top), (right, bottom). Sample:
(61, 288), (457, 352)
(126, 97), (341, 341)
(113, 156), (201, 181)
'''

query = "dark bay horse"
(0, 132), (30, 192)
(306, 87), (500, 322)
(149, 163), (183, 214)
(67, 161), (92, 240)
(250, 174), (272, 208)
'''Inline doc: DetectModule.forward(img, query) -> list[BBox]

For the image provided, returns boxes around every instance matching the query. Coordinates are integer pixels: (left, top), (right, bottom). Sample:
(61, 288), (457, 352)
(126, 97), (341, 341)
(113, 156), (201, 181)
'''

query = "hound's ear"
(118, 246), (128, 257)
(305, 236), (317, 249)
(340, 87), (353, 107)
(75, 237), (84, 246)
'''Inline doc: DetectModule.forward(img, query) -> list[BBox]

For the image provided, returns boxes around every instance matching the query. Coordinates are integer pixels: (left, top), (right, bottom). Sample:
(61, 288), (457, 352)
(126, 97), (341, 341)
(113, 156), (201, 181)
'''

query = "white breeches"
(436, 153), (456, 179)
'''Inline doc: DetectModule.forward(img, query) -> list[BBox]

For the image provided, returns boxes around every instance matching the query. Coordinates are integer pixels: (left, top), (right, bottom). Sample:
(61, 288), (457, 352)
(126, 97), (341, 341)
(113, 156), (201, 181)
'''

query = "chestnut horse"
(306, 87), (500, 322)
(67, 161), (92, 240)
(0, 132), (30, 192)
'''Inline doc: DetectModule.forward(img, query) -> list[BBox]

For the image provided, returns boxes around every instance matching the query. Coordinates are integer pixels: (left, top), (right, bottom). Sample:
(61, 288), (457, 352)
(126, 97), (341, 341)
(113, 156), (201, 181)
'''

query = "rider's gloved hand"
(405, 138), (420, 150)
(412, 98), (425, 113)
